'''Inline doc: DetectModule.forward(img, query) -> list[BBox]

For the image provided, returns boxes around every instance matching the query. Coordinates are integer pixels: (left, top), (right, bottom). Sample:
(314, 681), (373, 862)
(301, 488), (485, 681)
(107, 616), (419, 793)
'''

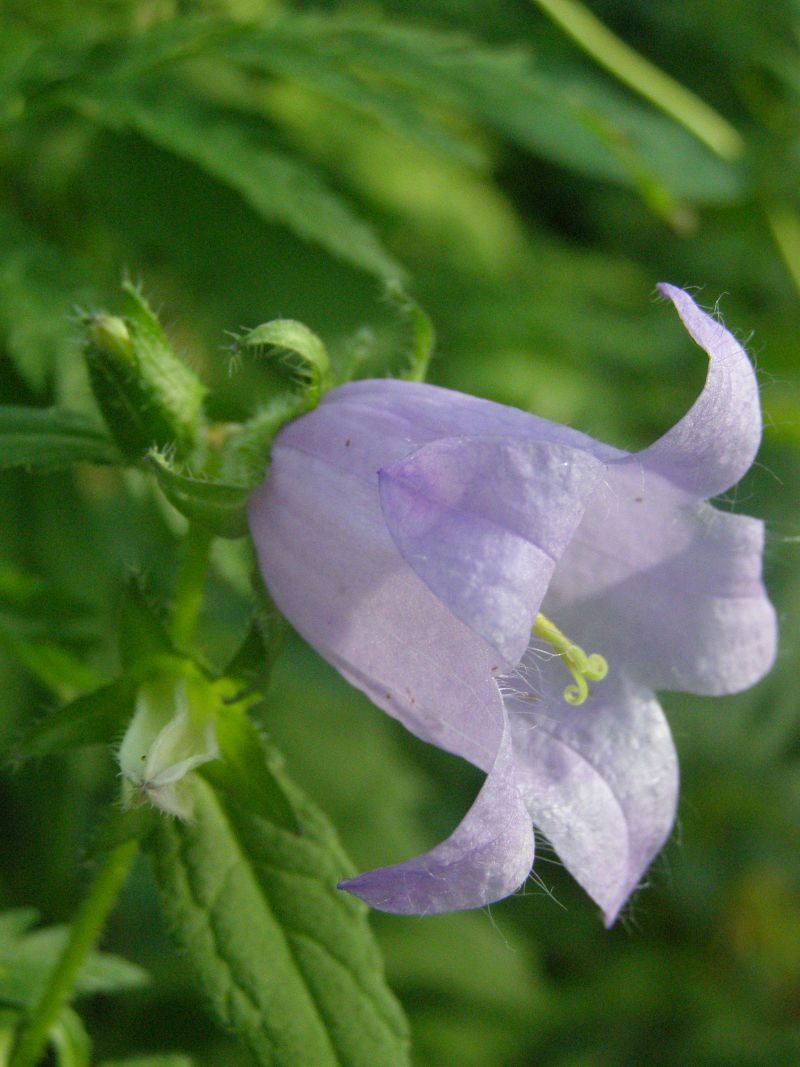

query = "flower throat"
(533, 613), (608, 706)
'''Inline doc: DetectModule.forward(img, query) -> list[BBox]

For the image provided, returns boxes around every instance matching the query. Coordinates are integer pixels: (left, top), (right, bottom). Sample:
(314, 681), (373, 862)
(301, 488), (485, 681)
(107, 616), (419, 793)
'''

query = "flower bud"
(118, 670), (219, 820)
(83, 285), (206, 462)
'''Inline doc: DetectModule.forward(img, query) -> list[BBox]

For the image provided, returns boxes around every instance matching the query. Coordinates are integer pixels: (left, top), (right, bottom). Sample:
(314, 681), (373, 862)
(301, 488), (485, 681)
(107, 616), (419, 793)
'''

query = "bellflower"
(248, 285), (776, 924)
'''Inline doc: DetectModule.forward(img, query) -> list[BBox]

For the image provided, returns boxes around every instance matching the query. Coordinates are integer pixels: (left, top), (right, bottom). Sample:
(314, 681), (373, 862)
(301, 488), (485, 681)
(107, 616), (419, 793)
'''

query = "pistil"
(533, 613), (608, 706)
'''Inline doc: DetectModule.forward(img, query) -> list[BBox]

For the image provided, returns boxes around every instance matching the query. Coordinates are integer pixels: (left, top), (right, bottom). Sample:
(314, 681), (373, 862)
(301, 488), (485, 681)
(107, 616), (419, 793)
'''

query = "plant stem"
(530, 0), (744, 160)
(9, 840), (138, 1067)
(170, 522), (213, 649)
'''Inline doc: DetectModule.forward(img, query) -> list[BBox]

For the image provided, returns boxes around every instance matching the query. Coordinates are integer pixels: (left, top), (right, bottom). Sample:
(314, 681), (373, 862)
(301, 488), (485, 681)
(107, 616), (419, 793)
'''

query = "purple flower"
(248, 285), (776, 924)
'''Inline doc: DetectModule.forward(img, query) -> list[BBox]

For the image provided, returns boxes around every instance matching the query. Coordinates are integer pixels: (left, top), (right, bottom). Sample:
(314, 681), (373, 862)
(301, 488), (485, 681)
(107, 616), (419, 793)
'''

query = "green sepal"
(200, 701), (299, 834)
(232, 318), (332, 410)
(216, 394), (305, 487)
(82, 284), (206, 462)
(0, 407), (121, 471)
(389, 284), (435, 383)
(224, 586), (288, 694)
(148, 450), (251, 538)
(13, 676), (138, 762)
(150, 770), (410, 1067)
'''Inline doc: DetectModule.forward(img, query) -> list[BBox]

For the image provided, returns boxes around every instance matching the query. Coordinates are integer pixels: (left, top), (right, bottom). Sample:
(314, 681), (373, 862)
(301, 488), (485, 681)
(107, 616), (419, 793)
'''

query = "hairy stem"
(9, 840), (138, 1067)
(170, 521), (214, 649)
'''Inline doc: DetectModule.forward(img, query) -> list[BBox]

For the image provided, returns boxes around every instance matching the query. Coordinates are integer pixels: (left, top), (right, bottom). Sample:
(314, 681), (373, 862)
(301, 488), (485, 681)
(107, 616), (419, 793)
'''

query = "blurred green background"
(1, 1), (798, 1064)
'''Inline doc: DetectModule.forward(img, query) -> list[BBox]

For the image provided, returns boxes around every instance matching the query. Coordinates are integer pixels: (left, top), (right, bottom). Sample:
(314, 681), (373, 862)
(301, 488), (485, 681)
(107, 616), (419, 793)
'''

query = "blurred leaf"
(0, 209), (92, 395)
(223, 591), (288, 696)
(0, 620), (100, 697)
(219, 21), (485, 167)
(149, 770), (410, 1067)
(0, 564), (94, 643)
(0, 407), (121, 470)
(0, 910), (148, 1010)
(14, 676), (136, 761)
(249, 14), (740, 205)
(530, 0), (744, 159)
(69, 81), (406, 284)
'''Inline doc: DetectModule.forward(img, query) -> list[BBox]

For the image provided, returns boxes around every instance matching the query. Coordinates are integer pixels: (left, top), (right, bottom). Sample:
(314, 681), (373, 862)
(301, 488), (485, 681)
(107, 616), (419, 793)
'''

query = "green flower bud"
(83, 284), (206, 462)
(118, 669), (219, 820)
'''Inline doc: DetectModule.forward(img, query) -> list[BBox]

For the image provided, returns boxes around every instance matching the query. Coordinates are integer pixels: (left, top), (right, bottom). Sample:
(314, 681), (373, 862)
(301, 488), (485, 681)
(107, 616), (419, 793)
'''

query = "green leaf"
(0, 912), (148, 1010)
(70, 81), (406, 283)
(217, 23), (485, 167)
(253, 15), (739, 205)
(0, 407), (121, 471)
(148, 450), (251, 539)
(0, 620), (101, 698)
(0, 208), (93, 396)
(149, 771), (409, 1067)
(0, 564), (92, 641)
(14, 677), (137, 761)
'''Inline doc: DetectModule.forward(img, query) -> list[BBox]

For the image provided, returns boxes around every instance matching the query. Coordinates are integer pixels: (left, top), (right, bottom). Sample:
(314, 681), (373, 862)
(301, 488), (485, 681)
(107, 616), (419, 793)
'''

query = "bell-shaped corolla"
(248, 285), (776, 925)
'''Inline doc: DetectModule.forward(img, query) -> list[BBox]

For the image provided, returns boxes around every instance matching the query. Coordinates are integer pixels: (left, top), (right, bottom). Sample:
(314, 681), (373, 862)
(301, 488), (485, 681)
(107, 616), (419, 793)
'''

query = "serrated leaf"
(0, 407), (121, 470)
(14, 676), (136, 761)
(250, 15), (739, 205)
(70, 81), (405, 283)
(148, 451), (250, 538)
(217, 24), (484, 167)
(149, 771), (409, 1067)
